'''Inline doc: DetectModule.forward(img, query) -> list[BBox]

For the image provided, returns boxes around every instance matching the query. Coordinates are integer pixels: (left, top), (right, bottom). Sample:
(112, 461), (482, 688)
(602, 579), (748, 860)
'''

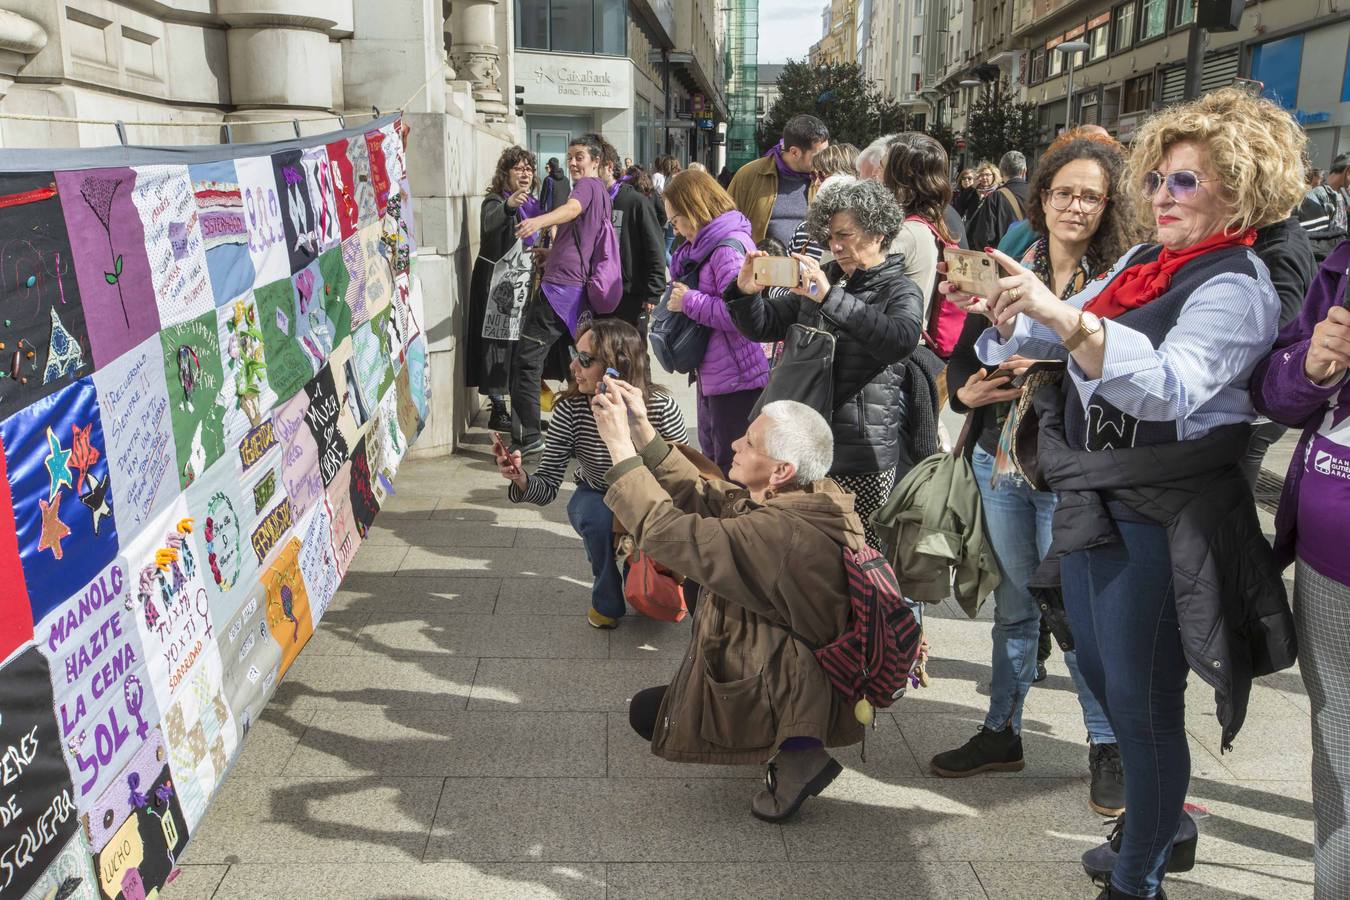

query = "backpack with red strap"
(779, 544), (923, 709)
(906, 214), (967, 359)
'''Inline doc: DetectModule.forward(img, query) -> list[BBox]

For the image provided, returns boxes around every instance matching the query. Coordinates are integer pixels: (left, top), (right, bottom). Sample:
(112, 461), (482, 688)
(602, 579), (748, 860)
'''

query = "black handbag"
(649, 238), (746, 375)
(749, 307), (836, 421)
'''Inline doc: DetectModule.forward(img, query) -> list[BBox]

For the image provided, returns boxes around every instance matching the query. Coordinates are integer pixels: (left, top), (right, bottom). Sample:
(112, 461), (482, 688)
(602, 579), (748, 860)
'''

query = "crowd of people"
(467, 88), (1349, 900)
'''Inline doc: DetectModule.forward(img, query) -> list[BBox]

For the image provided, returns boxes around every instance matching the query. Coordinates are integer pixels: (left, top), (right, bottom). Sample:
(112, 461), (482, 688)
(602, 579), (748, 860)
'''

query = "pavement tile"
(970, 861), (1314, 899)
(272, 653), (478, 711)
(283, 710), (608, 777)
(363, 519), (519, 548)
(1183, 777), (1315, 867)
(781, 775), (1104, 862)
(1189, 713), (1312, 781)
(183, 776), (442, 863)
(607, 616), (694, 659)
(512, 520), (592, 548)
(162, 863), (229, 898)
(299, 608), (372, 656)
(469, 658), (680, 711)
(605, 862), (986, 900)
(209, 863), (607, 899)
(494, 574), (595, 617)
(224, 707), (315, 777)
(398, 546), (594, 581)
(325, 572), (501, 616)
(344, 543), (409, 574)
(353, 612), (609, 659)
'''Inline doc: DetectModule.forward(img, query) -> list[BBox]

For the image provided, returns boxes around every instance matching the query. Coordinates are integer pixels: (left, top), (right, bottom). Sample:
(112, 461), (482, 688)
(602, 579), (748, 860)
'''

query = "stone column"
(448, 0), (507, 123)
(217, 0), (340, 141)
(0, 10), (47, 102)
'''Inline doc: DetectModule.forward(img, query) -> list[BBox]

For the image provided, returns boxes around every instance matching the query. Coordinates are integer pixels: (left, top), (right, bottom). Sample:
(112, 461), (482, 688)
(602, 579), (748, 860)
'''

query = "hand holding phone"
(752, 255), (801, 289)
(491, 431), (526, 487)
(987, 357), (1067, 387)
(943, 248), (1003, 299)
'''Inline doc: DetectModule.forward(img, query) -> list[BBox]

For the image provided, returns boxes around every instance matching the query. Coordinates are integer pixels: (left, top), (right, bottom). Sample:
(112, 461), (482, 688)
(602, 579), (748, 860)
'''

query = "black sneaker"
(930, 725), (1024, 777)
(1033, 661), (1048, 683)
(1088, 742), (1126, 816)
(487, 401), (511, 433)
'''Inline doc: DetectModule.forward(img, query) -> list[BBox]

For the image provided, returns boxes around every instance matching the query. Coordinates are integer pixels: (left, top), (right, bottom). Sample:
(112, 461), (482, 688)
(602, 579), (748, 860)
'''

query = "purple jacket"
(672, 210), (769, 396)
(1252, 239), (1350, 569)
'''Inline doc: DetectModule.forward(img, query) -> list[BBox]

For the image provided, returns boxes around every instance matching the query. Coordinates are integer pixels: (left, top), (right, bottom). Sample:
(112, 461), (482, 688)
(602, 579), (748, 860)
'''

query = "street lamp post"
(1057, 40), (1090, 135)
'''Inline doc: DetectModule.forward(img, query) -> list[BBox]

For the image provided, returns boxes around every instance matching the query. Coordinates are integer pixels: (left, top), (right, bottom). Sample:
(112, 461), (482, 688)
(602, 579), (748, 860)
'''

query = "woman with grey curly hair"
(726, 176), (925, 549)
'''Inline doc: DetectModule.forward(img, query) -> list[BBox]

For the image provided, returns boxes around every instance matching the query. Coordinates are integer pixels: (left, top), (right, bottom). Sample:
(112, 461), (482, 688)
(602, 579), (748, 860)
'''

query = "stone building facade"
(0, 0), (521, 456)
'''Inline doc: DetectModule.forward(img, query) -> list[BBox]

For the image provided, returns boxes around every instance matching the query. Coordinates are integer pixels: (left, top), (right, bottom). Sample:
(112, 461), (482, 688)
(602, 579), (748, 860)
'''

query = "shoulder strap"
(998, 186), (1024, 220)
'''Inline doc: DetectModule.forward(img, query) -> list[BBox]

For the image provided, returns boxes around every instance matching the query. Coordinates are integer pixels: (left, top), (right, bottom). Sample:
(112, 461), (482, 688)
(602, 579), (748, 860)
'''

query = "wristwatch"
(1063, 310), (1103, 353)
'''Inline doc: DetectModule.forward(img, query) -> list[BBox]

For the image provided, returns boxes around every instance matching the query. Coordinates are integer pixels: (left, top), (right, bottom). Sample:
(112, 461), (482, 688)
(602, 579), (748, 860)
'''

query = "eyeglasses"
(510, 164), (534, 173)
(1044, 188), (1108, 213)
(568, 346), (597, 368)
(1143, 170), (1214, 201)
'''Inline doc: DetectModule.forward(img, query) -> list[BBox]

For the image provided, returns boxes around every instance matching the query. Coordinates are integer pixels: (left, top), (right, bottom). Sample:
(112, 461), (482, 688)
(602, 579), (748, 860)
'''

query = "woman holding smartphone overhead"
(945, 89), (1304, 900)
(493, 318), (687, 630)
(932, 131), (1138, 821)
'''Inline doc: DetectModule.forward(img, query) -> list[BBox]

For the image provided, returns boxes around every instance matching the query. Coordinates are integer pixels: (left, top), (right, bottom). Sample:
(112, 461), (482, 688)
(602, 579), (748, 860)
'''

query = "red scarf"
(1084, 229), (1257, 320)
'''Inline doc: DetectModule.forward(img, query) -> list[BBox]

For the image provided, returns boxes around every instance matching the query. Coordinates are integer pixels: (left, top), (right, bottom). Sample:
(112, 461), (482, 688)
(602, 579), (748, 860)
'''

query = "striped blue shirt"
(976, 244), (1281, 441)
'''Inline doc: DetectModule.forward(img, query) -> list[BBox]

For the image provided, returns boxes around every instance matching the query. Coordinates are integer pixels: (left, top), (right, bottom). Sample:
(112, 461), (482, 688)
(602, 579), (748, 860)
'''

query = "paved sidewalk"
(174, 378), (1315, 900)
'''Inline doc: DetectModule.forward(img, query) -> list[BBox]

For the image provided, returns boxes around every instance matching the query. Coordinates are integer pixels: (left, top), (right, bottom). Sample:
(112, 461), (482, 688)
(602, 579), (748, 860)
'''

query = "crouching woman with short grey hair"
(591, 381), (864, 822)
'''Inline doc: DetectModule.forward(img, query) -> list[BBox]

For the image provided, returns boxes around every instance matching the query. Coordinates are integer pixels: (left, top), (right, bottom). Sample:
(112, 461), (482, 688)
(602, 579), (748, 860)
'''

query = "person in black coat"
(725, 177), (924, 550)
(466, 146), (541, 431)
(966, 151), (1030, 251)
(599, 144), (666, 341)
(539, 157), (571, 212)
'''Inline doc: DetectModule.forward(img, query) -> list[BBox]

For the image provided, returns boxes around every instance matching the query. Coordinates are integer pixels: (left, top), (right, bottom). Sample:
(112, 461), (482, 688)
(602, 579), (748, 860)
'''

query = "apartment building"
(865, 0), (932, 127)
(810, 0), (859, 65)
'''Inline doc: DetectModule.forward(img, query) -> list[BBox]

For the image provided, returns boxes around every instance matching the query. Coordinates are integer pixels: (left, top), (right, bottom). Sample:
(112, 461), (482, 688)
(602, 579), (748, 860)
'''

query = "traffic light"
(514, 85), (525, 119)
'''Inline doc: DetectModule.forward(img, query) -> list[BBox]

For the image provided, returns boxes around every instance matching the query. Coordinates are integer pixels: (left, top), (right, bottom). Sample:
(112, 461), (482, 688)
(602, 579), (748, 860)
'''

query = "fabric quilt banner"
(0, 115), (426, 896)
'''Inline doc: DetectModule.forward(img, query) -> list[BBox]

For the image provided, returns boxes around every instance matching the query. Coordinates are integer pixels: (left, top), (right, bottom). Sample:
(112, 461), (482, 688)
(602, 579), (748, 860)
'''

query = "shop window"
(517, 0), (549, 49)
(514, 0), (627, 56)
(1139, 0), (1165, 40)
(1113, 1), (1135, 52)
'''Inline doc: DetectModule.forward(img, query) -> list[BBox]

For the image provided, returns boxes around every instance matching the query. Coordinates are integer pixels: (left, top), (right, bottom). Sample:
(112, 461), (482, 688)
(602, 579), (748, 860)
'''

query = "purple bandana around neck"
(767, 141), (810, 183)
(607, 175), (633, 201)
(507, 191), (543, 247)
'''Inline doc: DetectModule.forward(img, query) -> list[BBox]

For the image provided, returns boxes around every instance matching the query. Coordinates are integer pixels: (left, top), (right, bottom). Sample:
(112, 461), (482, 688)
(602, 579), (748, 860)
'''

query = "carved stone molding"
(448, 0), (506, 122)
(0, 10), (47, 99)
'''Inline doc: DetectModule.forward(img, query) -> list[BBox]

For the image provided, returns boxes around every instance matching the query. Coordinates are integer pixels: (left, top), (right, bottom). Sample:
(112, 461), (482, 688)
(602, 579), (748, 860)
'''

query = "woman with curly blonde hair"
(943, 87), (1307, 899)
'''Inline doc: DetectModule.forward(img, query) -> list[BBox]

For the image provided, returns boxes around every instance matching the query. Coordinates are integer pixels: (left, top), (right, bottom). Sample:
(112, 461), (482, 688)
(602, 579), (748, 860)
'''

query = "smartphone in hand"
(944, 248), (1003, 298)
(753, 255), (801, 288)
(988, 358), (1067, 387)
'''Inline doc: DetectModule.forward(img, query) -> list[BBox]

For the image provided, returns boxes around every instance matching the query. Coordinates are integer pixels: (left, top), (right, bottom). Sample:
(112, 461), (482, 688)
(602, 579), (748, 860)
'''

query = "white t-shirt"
(889, 220), (940, 318)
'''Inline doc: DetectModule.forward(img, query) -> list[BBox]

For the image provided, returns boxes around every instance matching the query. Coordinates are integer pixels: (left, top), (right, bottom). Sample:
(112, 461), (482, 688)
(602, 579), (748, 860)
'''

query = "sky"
(757, 0), (824, 64)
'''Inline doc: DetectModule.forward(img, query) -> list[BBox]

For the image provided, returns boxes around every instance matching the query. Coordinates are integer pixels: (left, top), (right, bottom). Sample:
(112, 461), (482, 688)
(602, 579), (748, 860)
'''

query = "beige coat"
(604, 436), (865, 765)
(726, 155), (820, 245)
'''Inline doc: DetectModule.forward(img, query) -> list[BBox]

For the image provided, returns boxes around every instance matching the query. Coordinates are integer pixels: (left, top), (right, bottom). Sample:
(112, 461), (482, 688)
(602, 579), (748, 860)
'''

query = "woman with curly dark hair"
(883, 132), (962, 354)
(930, 136), (1137, 817)
(467, 146), (542, 430)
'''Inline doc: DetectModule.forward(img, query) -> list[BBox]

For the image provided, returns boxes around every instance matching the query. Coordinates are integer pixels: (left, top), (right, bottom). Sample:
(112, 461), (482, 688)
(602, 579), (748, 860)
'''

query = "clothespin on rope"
(220, 123), (233, 144)
(372, 105), (381, 119)
(292, 119), (302, 138)
(337, 114), (347, 128)
(114, 121), (127, 146)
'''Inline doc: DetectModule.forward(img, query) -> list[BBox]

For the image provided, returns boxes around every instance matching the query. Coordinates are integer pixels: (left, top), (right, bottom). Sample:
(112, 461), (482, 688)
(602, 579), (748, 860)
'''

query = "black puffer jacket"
(725, 254), (924, 475)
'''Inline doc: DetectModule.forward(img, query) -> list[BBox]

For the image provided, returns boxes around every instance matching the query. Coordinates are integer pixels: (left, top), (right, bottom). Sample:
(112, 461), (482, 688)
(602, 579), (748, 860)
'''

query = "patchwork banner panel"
(0, 115), (426, 897)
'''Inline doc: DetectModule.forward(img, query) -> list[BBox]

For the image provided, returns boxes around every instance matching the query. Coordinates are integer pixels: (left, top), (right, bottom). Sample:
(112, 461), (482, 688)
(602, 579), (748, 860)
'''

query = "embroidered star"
(44, 427), (73, 499)
(38, 492), (71, 558)
(80, 472), (111, 536)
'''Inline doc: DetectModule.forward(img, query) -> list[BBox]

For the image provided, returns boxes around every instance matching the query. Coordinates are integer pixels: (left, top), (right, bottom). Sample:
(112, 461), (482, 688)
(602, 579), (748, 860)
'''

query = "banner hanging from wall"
(0, 114), (426, 900)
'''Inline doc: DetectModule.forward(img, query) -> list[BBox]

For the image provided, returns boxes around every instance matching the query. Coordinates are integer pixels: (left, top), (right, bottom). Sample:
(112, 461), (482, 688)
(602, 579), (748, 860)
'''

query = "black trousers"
(510, 294), (569, 445)
(1241, 420), (1288, 489)
(629, 685), (669, 741)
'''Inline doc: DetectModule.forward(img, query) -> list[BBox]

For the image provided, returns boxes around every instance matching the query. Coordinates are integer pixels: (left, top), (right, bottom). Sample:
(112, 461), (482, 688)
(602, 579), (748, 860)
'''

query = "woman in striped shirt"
(493, 318), (687, 629)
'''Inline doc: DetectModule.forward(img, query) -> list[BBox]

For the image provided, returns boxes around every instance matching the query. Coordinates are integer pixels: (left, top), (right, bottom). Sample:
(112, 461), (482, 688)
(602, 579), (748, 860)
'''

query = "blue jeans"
(973, 447), (1113, 743)
(1062, 518), (1189, 898)
(567, 482), (626, 619)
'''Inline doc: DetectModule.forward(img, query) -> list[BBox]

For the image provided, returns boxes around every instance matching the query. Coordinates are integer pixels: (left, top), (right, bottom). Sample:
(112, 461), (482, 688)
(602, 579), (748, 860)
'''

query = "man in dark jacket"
(599, 142), (666, 340)
(966, 150), (1029, 251)
(540, 157), (571, 213)
(1299, 153), (1348, 261)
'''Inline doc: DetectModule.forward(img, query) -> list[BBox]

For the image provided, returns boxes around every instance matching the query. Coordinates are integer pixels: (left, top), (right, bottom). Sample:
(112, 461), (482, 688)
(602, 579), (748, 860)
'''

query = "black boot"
(1088, 742), (1126, 816)
(1094, 885), (1168, 899)
(930, 725), (1024, 777)
(1082, 811), (1197, 881)
(487, 396), (511, 432)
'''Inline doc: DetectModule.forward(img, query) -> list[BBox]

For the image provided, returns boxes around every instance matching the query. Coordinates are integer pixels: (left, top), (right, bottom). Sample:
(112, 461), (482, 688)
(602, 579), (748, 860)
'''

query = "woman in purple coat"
(1252, 238), (1350, 900)
(662, 169), (768, 473)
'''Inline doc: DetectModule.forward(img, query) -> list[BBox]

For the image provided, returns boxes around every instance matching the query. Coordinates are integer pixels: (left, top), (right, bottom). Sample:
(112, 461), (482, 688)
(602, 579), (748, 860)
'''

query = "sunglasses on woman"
(1142, 170), (1214, 201)
(568, 346), (597, 368)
